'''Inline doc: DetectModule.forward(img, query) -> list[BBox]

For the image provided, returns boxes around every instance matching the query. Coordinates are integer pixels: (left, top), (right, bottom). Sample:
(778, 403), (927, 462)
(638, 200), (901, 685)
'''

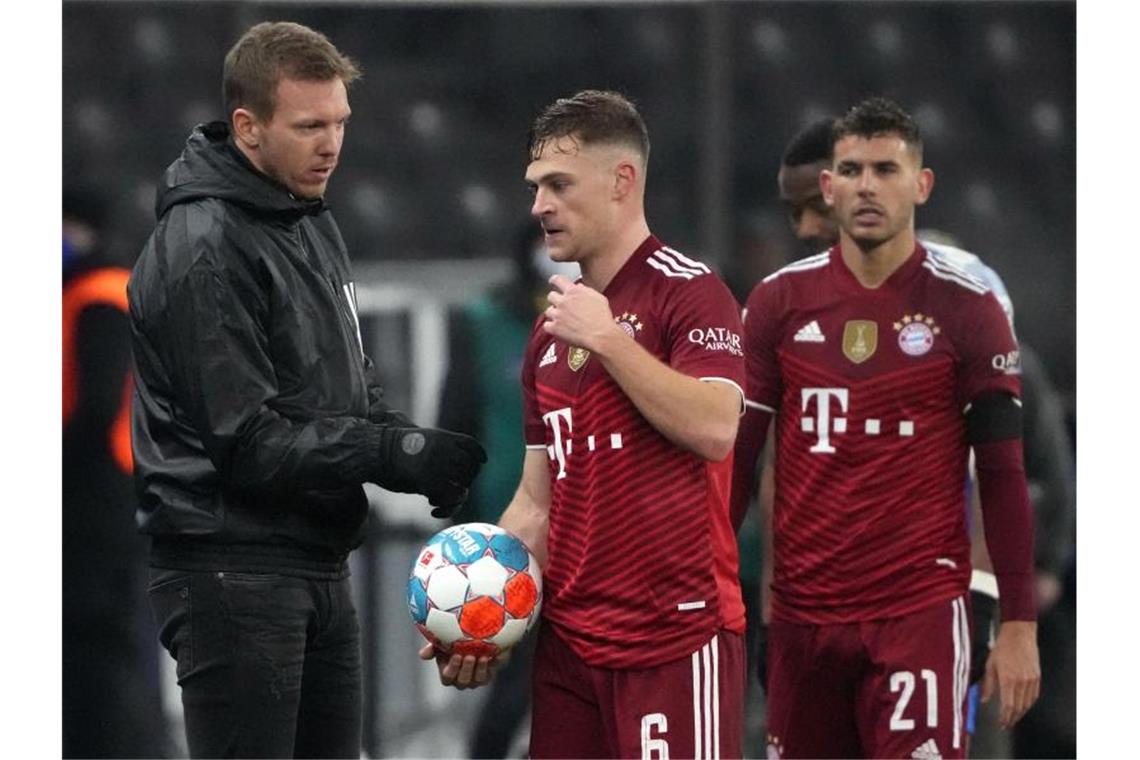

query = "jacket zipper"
(295, 227), (369, 394)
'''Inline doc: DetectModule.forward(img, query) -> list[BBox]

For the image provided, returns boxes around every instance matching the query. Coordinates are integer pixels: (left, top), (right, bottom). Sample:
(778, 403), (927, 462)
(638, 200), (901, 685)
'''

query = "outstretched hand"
(418, 642), (507, 690)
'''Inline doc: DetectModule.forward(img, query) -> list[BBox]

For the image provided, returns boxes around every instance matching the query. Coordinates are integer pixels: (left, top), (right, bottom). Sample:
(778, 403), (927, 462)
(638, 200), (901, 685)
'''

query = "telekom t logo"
(541, 406), (625, 479)
(801, 387), (849, 454)
(800, 387), (917, 453)
(543, 407), (573, 479)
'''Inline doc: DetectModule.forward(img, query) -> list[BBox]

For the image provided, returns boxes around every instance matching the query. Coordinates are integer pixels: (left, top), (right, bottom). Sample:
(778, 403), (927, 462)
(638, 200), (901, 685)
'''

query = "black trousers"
(148, 568), (362, 759)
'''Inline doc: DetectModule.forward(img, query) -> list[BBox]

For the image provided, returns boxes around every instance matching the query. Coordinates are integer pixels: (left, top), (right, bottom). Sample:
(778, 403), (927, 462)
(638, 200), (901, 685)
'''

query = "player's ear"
(232, 107), (262, 149)
(915, 168), (935, 206)
(612, 159), (638, 201)
(820, 169), (836, 207)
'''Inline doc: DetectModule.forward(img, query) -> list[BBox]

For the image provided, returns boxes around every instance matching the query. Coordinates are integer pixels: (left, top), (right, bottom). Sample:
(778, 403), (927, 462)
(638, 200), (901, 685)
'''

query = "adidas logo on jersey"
(910, 738), (942, 759)
(794, 320), (826, 343)
(539, 343), (558, 368)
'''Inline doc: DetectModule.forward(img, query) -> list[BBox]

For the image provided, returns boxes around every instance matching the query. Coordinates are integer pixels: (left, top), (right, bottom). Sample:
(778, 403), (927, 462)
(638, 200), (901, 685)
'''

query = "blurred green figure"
(438, 222), (578, 757)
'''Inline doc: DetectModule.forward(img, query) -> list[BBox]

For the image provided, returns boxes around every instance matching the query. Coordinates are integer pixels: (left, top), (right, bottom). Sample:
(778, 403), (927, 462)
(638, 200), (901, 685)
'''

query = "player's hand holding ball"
(409, 523), (542, 689)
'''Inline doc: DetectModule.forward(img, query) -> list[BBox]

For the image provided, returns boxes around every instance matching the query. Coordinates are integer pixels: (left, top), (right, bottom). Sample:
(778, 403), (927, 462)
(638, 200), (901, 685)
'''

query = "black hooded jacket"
(128, 122), (385, 577)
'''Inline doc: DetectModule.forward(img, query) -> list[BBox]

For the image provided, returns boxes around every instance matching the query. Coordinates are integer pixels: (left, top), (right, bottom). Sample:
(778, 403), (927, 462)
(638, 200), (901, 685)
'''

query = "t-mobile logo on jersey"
(801, 387), (915, 453)
(801, 388), (849, 454)
(543, 408), (573, 480)
(542, 407), (624, 479)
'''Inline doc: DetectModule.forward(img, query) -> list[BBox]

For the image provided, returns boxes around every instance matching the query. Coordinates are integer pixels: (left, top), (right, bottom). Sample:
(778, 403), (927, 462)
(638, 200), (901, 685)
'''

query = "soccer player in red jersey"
(742, 118), (1034, 731)
(733, 98), (1040, 759)
(421, 90), (749, 758)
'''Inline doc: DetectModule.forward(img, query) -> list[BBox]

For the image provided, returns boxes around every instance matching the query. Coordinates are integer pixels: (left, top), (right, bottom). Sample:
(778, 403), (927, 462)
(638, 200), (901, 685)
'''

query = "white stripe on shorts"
(712, 635), (720, 760)
(951, 596), (970, 750)
(691, 646), (702, 760)
(689, 635), (721, 760)
(702, 642), (712, 758)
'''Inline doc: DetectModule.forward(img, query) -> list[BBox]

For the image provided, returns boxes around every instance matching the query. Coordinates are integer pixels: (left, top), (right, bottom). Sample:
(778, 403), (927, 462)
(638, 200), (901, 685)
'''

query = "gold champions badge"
(568, 346), (590, 371)
(842, 320), (878, 364)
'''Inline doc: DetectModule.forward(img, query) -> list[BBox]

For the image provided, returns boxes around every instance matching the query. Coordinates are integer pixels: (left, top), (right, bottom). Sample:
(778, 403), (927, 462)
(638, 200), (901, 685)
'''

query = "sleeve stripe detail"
(651, 249), (706, 277)
(744, 399), (776, 413)
(762, 251), (830, 282)
(647, 257), (696, 280)
(924, 248), (991, 291)
(699, 376), (745, 396)
(655, 250), (705, 275)
(922, 259), (989, 295)
(661, 246), (712, 273)
(924, 254), (989, 289)
(525, 444), (548, 450)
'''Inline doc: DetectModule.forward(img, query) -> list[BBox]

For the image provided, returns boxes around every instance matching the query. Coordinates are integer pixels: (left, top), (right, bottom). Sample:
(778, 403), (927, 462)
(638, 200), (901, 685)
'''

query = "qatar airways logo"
(801, 387), (916, 454)
(542, 407), (624, 480)
(688, 326), (743, 356)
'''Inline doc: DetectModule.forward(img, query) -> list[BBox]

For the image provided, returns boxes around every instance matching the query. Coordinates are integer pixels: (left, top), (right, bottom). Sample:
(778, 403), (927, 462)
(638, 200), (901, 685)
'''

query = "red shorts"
(529, 623), (745, 759)
(766, 596), (972, 759)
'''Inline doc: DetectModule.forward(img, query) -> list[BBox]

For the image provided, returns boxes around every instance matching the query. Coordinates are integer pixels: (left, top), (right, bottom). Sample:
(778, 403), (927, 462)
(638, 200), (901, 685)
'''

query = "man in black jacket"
(128, 21), (485, 759)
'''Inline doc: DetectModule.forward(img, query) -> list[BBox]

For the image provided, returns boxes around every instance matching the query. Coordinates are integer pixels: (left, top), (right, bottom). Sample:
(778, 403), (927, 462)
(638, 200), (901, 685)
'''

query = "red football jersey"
(522, 235), (746, 669)
(743, 245), (1021, 625)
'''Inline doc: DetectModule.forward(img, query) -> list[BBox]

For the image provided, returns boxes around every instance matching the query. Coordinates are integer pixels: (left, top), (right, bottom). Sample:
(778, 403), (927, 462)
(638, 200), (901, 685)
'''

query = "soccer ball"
(407, 522), (542, 658)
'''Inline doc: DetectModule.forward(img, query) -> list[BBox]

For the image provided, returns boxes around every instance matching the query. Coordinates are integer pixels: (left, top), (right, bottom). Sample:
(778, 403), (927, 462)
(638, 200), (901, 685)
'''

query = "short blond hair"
(223, 21), (361, 120)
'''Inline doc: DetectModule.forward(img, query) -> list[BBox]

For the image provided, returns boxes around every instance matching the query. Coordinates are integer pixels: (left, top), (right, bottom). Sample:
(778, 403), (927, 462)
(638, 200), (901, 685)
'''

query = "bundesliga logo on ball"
(407, 523), (542, 657)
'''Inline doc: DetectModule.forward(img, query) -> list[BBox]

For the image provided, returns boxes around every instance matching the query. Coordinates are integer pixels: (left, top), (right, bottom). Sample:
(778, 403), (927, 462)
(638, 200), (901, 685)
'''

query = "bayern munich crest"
(614, 311), (644, 340)
(894, 313), (941, 356)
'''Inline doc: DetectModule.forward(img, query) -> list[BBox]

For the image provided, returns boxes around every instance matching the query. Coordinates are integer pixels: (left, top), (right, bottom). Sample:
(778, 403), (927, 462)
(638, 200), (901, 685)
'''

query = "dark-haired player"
(776, 117), (840, 255)
(422, 90), (748, 759)
(735, 98), (1040, 758)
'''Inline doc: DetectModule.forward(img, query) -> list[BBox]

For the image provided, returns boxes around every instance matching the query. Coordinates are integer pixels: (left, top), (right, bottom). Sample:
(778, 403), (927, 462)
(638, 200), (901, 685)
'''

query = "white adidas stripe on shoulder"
(662, 246), (712, 274)
(922, 253), (988, 295)
(924, 248), (989, 291)
(647, 247), (712, 280)
(648, 257), (696, 280)
(922, 261), (988, 295)
(762, 251), (830, 283)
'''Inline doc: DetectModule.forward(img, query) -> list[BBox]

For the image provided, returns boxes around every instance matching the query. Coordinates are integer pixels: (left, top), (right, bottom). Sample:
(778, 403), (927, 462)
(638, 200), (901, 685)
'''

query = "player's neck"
(839, 229), (917, 289)
(579, 215), (651, 292)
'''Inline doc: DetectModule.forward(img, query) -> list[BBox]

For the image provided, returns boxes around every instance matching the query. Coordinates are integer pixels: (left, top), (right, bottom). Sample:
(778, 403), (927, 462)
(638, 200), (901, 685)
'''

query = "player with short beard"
(734, 97), (1040, 758)
(738, 117), (1071, 746)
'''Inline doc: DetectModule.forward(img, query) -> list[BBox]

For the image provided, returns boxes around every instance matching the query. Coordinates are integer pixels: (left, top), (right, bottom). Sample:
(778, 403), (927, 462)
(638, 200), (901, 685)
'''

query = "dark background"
(61, 2), (1076, 757)
(63, 0), (1076, 409)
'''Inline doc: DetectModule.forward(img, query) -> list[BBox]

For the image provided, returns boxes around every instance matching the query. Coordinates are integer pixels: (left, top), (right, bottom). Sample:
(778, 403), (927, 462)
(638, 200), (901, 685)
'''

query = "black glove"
(756, 623), (769, 695)
(373, 426), (487, 518)
(969, 587), (998, 685)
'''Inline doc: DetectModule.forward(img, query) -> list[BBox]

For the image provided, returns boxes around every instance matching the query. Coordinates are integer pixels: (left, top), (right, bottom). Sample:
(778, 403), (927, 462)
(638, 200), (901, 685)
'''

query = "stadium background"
(62, 1), (1076, 757)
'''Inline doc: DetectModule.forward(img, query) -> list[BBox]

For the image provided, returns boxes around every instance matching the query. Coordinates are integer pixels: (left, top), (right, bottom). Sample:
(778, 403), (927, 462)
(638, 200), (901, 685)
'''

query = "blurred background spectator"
(63, 187), (169, 758)
(62, 2), (1074, 757)
(437, 221), (577, 758)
